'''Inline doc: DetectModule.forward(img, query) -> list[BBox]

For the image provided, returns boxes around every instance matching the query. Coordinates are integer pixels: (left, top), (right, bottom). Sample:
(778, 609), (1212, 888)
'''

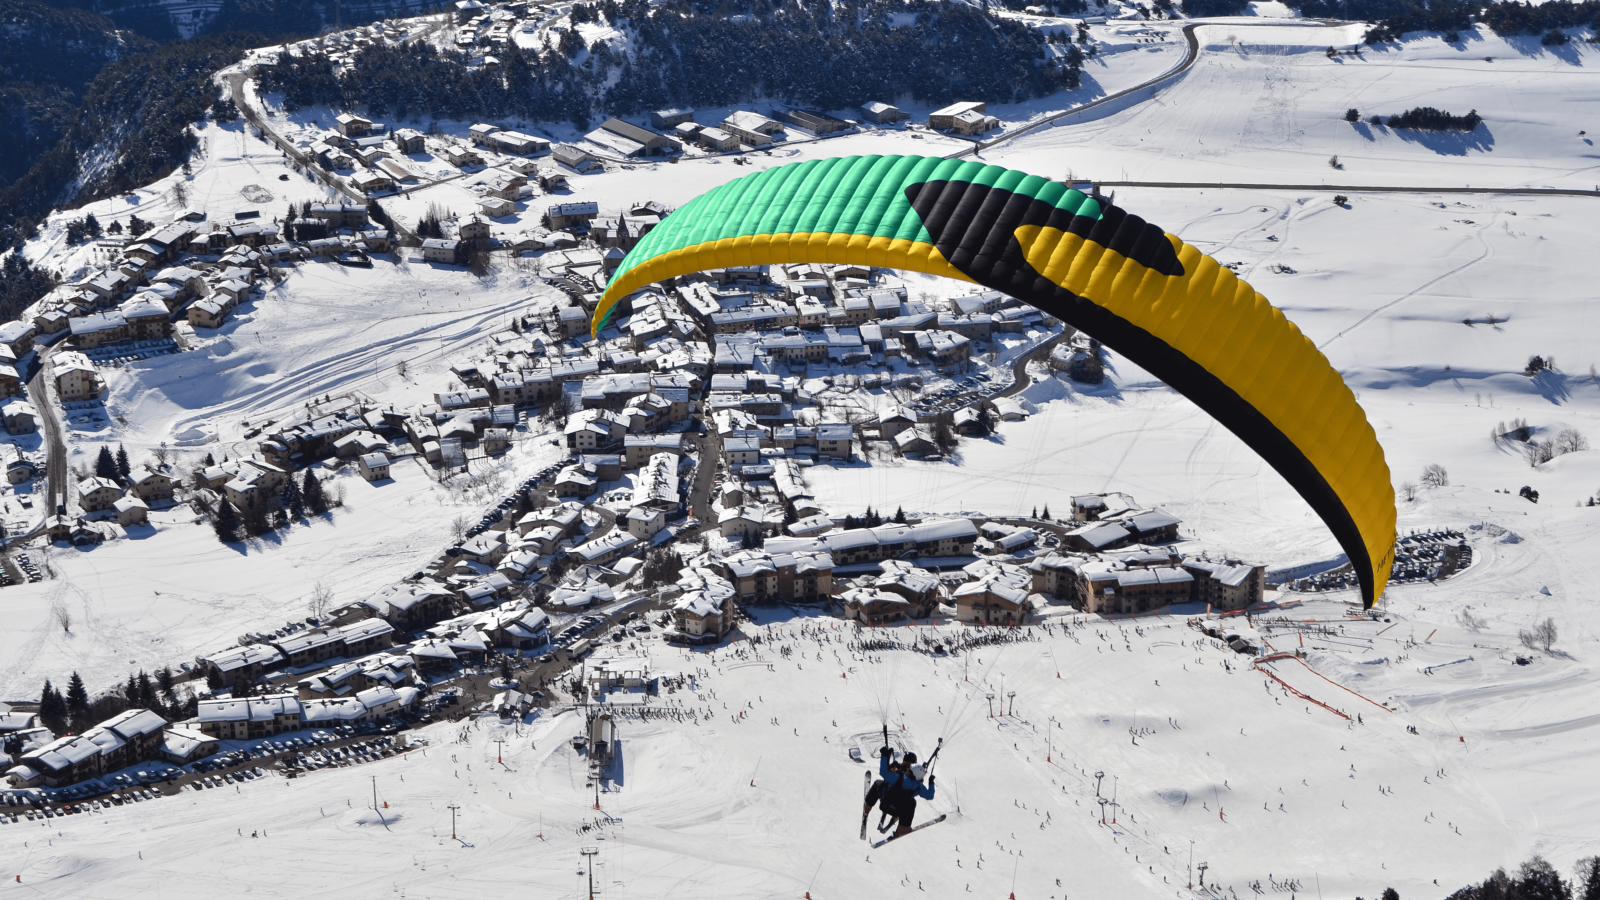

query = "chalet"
(363, 583), (454, 630)
(188, 297), (227, 329)
(13, 708), (168, 787)
(697, 128), (739, 152)
(197, 692), (303, 740)
(34, 309), (70, 335)
(122, 296), (172, 339)
(358, 451), (392, 482)
(306, 203), (370, 229)
(351, 171), (393, 194)
(666, 581), (736, 645)
(221, 459), (290, 508)
(129, 469), (174, 501)
(859, 101), (908, 124)
(552, 143), (601, 173)
(873, 559), (942, 616)
(1063, 510), (1181, 553)
(271, 629), (345, 669)
(547, 201), (600, 230)
(445, 145), (483, 167)
(53, 351), (103, 401)
(719, 505), (768, 546)
(840, 587), (911, 625)
(203, 643), (285, 691)
(336, 112), (374, 137)
(391, 128), (426, 152)
(1182, 558), (1266, 611)
(422, 238), (463, 264)
(114, 495), (149, 526)
(0, 365), (18, 399)
(69, 311), (127, 348)
(2, 399), (38, 435)
(816, 423), (854, 460)
(518, 501), (584, 538)
(625, 505), (667, 540)
(459, 217), (492, 242)
(929, 101), (998, 136)
(1111, 566), (1194, 614)
(479, 197), (515, 217)
(486, 130), (550, 155)
(571, 530), (638, 567)
(952, 576), (1033, 625)
(0, 321), (37, 357)
(159, 726), (218, 764)
(650, 108), (695, 129)
(721, 111), (784, 147)
(876, 405), (917, 439)
(338, 618), (396, 657)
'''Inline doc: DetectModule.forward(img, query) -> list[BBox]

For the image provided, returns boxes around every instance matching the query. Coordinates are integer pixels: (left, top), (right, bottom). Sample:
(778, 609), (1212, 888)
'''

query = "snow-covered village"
(2, 0), (1600, 896)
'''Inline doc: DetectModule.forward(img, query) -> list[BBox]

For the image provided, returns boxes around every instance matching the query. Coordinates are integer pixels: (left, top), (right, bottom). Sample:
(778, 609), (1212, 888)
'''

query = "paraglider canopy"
(594, 155), (1395, 606)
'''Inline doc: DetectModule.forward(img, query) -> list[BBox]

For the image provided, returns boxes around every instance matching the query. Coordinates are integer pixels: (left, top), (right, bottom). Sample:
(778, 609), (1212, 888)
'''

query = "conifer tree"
(38, 678), (64, 731)
(213, 497), (241, 543)
(116, 444), (131, 478)
(242, 495), (271, 537)
(66, 672), (89, 724)
(280, 474), (304, 517)
(303, 470), (328, 515)
(96, 445), (118, 478)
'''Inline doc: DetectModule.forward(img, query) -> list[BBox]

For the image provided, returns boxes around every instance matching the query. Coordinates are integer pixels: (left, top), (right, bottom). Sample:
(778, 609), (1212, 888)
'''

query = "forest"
(258, 0), (1079, 128)
(0, 32), (257, 259)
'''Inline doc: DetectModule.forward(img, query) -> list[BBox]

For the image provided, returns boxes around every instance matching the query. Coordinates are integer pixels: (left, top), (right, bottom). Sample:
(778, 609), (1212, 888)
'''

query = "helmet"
(910, 764), (926, 781)
(902, 752), (918, 765)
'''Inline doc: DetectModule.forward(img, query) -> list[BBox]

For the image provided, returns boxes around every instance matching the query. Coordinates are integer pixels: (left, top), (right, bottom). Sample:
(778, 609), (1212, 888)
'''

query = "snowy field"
(4, 20), (1600, 898)
(5, 597), (1596, 899)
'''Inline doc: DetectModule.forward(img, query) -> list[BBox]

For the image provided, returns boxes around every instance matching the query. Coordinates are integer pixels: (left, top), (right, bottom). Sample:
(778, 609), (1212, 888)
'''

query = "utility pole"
(581, 847), (599, 900)
(985, 693), (995, 718)
(1188, 841), (1194, 889)
(1007, 691), (1016, 716)
(1198, 862), (1209, 888)
(447, 803), (460, 840)
(371, 775), (378, 810)
(495, 738), (505, 765)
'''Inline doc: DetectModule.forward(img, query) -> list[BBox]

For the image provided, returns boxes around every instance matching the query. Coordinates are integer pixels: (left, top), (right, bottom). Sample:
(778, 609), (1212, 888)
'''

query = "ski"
(859, 770), (872, 840)
(872, 814), (947, 847)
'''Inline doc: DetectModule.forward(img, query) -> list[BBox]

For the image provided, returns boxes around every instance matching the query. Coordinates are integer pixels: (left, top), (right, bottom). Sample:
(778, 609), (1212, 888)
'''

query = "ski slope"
(4, 598), (1592, 899)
